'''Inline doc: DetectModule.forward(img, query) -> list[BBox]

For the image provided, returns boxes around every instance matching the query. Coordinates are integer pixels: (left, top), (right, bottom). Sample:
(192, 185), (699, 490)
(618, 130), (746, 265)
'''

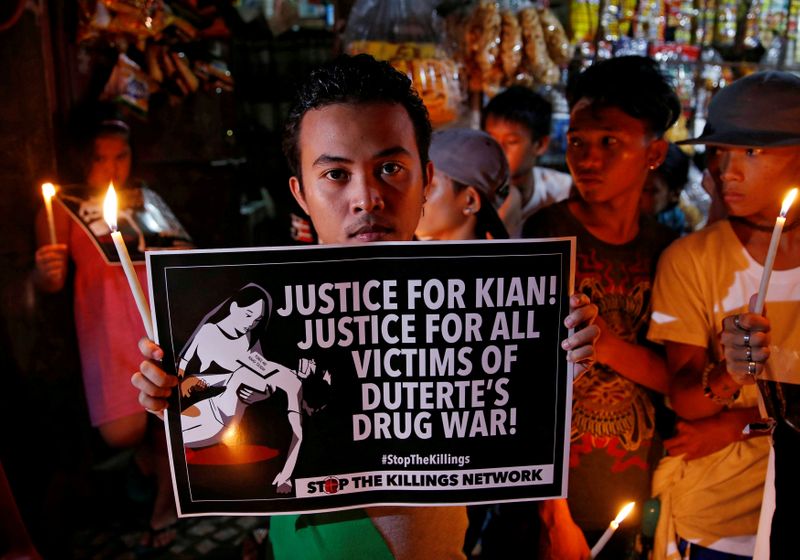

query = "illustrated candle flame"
(590, 501), (635, 558)
(103, 183), (154, 340)
(754, 187), (799, 315)
(42, 182), (57, 244)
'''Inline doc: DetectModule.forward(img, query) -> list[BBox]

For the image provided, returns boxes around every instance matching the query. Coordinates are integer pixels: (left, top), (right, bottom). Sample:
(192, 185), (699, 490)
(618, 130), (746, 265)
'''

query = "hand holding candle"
(41, 182), (57, 245)
(754, 187), (798, 314)
(590, 501), (635, 558)
(103, 183), (154, 340)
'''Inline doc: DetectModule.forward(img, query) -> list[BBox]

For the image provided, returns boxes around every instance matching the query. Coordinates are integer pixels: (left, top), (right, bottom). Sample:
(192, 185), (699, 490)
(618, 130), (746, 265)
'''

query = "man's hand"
(720, 294), (771, 385)
(34, 244), (68, 292)
(539, 499), (591, 560)
(563, 293), (600, 377)
(664, 409), (755, 460)
(131, 337), (177, 416)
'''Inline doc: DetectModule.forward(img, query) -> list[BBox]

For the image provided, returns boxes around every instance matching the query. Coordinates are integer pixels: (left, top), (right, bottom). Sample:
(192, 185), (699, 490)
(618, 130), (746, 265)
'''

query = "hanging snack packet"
(101, 53), (151, 115)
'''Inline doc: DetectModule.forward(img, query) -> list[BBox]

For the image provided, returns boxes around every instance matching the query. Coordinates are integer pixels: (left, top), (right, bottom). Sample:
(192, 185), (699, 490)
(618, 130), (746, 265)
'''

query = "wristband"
(702, 361), (740, 407)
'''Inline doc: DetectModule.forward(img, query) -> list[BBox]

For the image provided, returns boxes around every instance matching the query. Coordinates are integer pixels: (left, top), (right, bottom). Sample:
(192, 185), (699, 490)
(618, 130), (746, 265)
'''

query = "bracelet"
(702, 361), (740, 407)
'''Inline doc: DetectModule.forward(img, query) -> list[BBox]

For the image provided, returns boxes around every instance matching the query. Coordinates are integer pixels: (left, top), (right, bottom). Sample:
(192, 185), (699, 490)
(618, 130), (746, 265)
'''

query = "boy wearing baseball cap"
(415, 128), (510, 241)
(648, 71), (800, 560)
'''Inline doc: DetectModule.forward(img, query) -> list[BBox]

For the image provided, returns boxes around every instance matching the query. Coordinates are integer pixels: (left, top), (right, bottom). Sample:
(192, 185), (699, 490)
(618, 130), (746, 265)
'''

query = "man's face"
(484, 116), (543, 185)
(566, 100), (665, 205)
(290, 102), (432, 244)
(87, 134), (132, 191)
(717, 145), (800, 222)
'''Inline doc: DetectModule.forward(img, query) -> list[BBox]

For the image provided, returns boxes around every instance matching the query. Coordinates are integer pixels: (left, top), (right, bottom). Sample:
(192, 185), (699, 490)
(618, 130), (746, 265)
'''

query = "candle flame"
(780, 188), (798, 217)
(42, 182), (56, 199)
(103, 182), (118, 231)
(610, 502), (635, 530)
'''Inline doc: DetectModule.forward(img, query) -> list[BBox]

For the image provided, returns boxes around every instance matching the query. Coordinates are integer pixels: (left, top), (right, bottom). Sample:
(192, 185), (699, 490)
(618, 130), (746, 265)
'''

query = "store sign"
(148, 239), (574, 515)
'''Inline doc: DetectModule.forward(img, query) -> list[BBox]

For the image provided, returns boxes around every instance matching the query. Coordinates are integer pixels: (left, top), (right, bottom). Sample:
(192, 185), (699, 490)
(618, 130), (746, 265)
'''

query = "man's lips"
(347, 222), (394, 240)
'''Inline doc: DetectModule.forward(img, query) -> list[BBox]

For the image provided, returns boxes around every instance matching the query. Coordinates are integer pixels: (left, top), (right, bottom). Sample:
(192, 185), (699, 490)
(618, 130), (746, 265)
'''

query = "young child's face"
(566, 99), (664, 205)
(484, 116), (542, 183)
(716, 145), (800, 222)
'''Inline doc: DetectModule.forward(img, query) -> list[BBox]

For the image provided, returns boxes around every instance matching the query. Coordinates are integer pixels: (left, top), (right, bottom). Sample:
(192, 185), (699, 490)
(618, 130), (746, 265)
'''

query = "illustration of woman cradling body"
(176, 284), (329, 493)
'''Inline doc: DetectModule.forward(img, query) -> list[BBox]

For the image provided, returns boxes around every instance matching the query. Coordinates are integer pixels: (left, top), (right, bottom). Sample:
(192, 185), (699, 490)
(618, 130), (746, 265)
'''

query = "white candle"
(103, 183), (154, 340)
(755, 188), (798, 314)
(590, 501), (635, 558)
(41, 182), (57, 245)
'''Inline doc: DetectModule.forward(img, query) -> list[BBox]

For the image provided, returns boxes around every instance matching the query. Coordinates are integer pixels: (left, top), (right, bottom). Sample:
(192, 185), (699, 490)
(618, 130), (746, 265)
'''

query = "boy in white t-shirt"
(482, 86), (573, 237)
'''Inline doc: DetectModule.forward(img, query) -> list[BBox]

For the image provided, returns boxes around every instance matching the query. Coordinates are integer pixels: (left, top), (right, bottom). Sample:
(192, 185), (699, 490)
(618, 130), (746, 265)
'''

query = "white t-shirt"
(501, 166), (572, 238)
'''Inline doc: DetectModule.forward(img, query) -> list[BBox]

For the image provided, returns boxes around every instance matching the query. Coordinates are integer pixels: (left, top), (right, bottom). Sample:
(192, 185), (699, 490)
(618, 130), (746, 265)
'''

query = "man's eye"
(745, 148), (761, 157)
(567, 137), (581, 147)
(602, 136), (618, 146)
(381, 162), (402, 175)
(324, 169), (348, 181)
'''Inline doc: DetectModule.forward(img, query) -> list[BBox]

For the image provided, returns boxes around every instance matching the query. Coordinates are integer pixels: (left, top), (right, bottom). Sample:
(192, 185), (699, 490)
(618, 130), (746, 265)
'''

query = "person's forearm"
(596, 331), (669, 394)
(670, 361), (739, 420)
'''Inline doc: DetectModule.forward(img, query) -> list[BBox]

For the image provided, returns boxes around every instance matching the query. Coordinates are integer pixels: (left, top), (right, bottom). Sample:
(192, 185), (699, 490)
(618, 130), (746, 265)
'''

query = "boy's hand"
(34, 244), (68, 291)
(563, 293), (600, 376)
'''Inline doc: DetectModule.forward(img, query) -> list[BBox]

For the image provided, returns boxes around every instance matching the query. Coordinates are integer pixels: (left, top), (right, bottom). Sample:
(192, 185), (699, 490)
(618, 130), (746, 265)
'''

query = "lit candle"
(41, 182), (57, 244)
(590, 501), (635, 558)
(103, 183), (154, 340)
(754, 188), (798, 314)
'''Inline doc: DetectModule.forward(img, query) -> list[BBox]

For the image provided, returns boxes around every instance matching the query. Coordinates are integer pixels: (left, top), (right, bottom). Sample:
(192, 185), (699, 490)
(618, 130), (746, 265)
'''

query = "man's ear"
(424, 161), (435, 192)
(289, 176), (310, 215)
(534, 135), (551, 157)
(646, 138), (669, 170)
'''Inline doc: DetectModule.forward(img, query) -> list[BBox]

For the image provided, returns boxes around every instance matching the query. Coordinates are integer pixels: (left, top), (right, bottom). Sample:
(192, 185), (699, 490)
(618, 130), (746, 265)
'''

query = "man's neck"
(568, 196), (641, 245)
(731, 219), (800, 270)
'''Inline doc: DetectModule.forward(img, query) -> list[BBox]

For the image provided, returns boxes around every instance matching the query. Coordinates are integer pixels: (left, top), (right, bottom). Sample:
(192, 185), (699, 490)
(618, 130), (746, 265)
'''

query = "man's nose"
(718, 151), (742, 183)
(350, 174), (386, 214)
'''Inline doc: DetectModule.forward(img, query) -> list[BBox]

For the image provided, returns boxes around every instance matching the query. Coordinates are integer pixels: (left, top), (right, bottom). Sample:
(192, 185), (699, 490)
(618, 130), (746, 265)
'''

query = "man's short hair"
(282, 54), (432, 180)
(481, 86), (553, 142)
(566, 56), (681, 137)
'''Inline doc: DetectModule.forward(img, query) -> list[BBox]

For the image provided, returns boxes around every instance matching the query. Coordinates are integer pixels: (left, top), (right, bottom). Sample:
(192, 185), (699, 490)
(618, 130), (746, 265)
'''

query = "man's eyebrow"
(374, 146), (413, 159)
(312, 154), (353, 167)
(312, 147), (413, 167)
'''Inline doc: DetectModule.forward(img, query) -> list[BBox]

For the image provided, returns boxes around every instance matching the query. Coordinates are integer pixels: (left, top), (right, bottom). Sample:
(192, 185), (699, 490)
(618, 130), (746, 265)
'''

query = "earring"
(649, 163), (658, 170)
(463, 208), (474, 215)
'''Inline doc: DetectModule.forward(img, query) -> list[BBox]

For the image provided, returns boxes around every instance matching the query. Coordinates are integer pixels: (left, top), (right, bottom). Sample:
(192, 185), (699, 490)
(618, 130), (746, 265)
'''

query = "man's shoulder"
(660, 219), (732, 262)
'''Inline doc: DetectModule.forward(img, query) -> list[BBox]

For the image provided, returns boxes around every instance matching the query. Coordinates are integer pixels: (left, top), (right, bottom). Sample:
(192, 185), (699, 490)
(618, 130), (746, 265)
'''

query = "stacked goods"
(348, 41), (463, 126)
(78, 0), (234, 114)
(464, 1), (570, 95)
(345, 0), (463, 126)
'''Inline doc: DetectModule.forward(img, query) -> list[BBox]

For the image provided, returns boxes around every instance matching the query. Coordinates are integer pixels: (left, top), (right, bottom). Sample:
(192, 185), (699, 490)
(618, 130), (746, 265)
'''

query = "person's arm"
(666, 341), (738, 420)
(273, 412), (302, 493)
(538, 499), (590, 560)
(594, 315), (669, 394)
(664, 407), (762, 460)
(33, 206), (69, 293)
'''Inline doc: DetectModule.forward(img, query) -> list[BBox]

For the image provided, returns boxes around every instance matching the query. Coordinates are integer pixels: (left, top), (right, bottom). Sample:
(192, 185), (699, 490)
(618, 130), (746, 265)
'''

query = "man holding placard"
(132, 54), (600, 559)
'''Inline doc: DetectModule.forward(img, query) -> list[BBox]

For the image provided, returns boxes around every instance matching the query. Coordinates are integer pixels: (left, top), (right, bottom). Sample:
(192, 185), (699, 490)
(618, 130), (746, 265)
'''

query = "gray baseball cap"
(429, 128), (510, 238)
(430, 128), (510, 204)
(679, 71), (800, 148)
